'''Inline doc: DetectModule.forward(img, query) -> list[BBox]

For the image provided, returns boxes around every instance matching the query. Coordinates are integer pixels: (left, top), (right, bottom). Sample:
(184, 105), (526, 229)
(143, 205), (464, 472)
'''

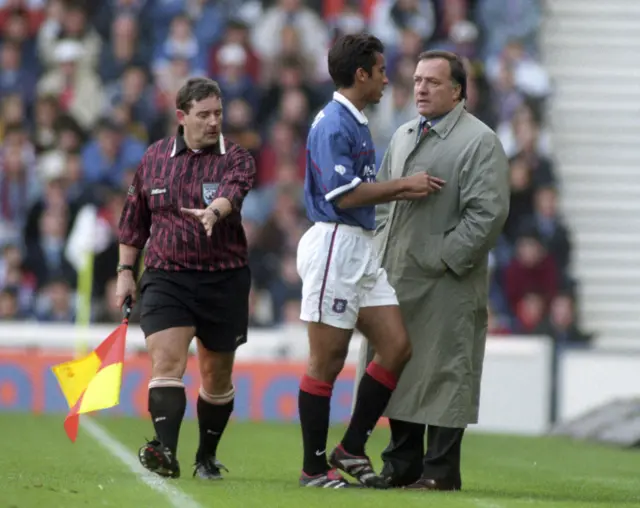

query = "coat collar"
(170, 125), (226, 157)
(406, 100), (466, 140)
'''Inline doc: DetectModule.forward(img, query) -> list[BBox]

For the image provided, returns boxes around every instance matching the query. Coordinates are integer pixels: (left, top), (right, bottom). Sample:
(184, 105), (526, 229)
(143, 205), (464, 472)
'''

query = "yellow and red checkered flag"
(52, 298), (132, 442)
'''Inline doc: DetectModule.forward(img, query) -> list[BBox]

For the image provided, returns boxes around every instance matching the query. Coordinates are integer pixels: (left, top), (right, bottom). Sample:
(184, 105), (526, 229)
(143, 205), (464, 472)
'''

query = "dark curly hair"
(328, 33), (384, 89)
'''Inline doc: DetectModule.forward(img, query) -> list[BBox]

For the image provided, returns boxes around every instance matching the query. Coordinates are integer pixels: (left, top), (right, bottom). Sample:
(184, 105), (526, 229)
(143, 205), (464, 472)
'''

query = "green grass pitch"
(2, 413), (640, 508)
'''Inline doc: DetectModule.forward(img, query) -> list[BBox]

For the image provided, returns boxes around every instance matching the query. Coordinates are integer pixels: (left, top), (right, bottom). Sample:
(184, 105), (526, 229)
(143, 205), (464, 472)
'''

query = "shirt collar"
(170, 126), (226, 157)
(420, 115), (443, 128)
(332, 91), (368, 125)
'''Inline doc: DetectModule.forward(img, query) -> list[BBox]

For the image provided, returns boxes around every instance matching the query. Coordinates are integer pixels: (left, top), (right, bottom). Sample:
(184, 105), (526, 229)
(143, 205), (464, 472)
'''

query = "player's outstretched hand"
(401, 172), (445, 199)
(180, 207), (218, 237)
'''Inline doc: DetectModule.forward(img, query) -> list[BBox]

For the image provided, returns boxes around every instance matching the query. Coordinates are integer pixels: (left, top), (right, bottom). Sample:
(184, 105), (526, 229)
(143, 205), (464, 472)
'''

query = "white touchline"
(82, 417), (203, 508)
(471, 499), (504, 508)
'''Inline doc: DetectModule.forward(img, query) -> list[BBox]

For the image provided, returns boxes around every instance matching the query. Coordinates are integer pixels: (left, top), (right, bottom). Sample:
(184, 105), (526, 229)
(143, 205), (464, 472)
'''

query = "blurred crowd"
(0, 0), (591, 344)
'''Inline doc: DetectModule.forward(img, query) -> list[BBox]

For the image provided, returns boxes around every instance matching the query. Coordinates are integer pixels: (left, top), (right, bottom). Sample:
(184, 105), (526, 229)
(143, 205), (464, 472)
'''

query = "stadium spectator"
(369, 0), (437, 48)
(0, 134), (41, 236)
(208, 18), (261, 82)
(81, 117), (145, 186)
(504, 230), (559, 315)
(525, 185), (572, 278)
(476, 0), (542, 60)
(23, 151), (78, 243)
(34, 276), (74, 321)
(0, 40), (37, 102)
(98, 13), (148, 85)
(37, 39), (103, 130)
(37, 0), (101, 71)
(514, 291), (545, 334)
(23, 203), (75, 288)
(538, 292), (592, 345)
(251, 0), (330, 81)
(0, 286), (20, 319)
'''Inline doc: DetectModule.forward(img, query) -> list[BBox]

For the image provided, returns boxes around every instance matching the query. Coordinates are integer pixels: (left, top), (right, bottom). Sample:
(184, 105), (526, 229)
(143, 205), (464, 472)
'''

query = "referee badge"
(202, 183), (219, 205)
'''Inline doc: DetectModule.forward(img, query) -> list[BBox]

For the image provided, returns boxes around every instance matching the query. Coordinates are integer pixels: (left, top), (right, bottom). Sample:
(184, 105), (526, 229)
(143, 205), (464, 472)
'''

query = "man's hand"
(180, 207), (218, 237)
(399, 172), (445, 199)
(115, 271), (137, 308)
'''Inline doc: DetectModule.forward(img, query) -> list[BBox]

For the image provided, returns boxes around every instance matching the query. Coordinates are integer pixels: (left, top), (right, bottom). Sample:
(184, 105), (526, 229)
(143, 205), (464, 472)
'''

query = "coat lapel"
(392, 117), (422, 178)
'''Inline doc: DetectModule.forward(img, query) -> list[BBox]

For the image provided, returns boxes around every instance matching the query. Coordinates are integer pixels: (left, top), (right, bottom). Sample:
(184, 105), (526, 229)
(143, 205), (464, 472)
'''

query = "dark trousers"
(380, 419), (465, 488)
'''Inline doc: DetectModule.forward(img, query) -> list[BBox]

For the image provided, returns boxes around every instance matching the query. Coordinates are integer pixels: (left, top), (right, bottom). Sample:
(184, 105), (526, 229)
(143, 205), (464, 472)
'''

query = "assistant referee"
(115, 77), (256, 480)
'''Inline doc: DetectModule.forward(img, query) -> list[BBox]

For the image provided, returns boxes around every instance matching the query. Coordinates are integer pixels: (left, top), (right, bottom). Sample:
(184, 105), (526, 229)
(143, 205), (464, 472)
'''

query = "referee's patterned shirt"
(118, 126), (256, 272)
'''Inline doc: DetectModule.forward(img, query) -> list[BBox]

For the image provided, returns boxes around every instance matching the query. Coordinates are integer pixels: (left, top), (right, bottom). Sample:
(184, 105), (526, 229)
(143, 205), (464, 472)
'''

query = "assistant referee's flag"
(51, 298), (132, 442)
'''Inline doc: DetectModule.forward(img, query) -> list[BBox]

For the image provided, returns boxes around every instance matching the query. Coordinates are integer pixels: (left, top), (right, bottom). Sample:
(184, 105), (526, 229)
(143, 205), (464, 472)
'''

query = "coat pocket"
(407, 233), (447, 278)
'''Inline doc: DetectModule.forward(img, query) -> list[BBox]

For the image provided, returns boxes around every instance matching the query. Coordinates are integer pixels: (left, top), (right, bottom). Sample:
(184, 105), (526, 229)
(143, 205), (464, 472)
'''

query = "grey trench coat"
(356, 101), (510, 427)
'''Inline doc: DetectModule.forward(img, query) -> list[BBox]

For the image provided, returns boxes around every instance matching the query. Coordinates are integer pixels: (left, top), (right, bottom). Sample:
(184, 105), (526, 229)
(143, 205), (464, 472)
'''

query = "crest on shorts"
(332, 298), (347, 314)
(202, 182), (219, 205)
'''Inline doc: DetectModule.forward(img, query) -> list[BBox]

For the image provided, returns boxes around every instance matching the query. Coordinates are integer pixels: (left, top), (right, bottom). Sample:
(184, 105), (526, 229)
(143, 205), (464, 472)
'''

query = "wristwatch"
(117, 264), (135, 274)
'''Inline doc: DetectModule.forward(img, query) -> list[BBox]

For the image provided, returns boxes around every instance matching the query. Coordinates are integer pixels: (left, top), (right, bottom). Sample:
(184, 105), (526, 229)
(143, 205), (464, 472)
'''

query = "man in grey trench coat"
(356, 51), (510, 490)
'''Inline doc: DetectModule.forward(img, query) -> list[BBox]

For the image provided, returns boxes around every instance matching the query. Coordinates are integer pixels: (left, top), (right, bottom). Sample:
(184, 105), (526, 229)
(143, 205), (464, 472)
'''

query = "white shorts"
(296, 222), (398, 329)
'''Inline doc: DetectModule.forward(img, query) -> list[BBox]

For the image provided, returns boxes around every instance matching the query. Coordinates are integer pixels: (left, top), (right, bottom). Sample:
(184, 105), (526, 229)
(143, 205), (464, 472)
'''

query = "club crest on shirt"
(202, 183), (219, 205)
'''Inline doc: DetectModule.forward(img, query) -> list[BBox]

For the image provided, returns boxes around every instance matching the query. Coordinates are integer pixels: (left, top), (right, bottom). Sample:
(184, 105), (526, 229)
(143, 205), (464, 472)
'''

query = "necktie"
(417, 121), (430, 144)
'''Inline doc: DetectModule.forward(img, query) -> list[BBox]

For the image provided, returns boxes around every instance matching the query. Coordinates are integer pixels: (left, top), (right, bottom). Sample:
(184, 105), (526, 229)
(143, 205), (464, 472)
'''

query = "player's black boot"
(193, 456), (228, 480)
(329, 445), (388, 489)
(138, 439), (180, 478)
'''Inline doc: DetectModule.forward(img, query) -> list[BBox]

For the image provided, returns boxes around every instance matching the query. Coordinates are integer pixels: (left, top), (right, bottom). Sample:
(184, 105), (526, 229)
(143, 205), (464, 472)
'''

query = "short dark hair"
(279, 54), (304, 71)
(418, 50), (467, 101)
(65, 0), (86, 14)
(328, 33), (384, 89)
(2, 39), (21, 53)
(3, 122), (26, 137)
(227, 18), (248, 31)
(175, 78), (222, 113)
(95, 116), (120, 133)
(0, 286), (18, 299)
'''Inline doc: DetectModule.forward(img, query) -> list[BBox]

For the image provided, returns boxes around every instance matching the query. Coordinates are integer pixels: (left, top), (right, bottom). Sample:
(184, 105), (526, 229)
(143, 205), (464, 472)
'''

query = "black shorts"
(139, 266), (251, 352)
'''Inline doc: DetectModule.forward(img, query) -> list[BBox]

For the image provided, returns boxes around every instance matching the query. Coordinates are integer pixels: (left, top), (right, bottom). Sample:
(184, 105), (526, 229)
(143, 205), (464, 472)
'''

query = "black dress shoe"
(380, 463), (421, 488)
(404, 477), (459, 491)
